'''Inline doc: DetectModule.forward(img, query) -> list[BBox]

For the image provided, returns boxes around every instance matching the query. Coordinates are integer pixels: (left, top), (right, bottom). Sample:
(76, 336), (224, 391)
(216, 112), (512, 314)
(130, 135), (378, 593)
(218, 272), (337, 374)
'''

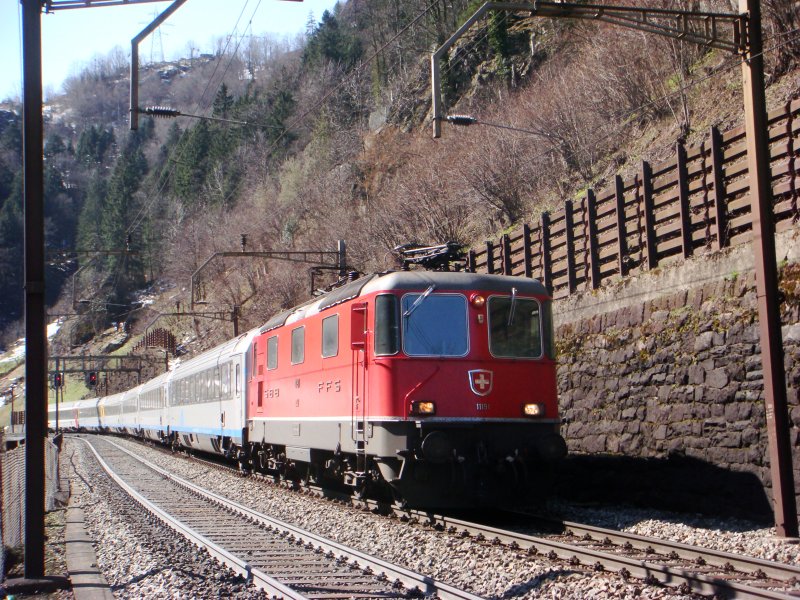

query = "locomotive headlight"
(410, 400), (436, 416)
(523, 403), (545, 417)
(470, 294), (485, 308)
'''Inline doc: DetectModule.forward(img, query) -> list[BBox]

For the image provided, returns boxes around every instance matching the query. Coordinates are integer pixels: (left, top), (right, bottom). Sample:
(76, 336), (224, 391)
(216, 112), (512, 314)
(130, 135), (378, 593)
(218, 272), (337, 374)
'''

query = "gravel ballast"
(65, 438), (268, 599)
(66, 436), (800, 599)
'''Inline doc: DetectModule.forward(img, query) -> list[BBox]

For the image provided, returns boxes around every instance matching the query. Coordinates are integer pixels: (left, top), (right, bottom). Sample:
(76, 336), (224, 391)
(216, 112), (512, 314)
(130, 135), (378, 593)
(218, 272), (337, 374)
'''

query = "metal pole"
(740, 0), (798, 537)
(130, 39), (139, 130)
(130, 0), (188, 130)
(55, 358), (59, 432)
(21, 0), (46, 578)
(337, 239), (347, 276)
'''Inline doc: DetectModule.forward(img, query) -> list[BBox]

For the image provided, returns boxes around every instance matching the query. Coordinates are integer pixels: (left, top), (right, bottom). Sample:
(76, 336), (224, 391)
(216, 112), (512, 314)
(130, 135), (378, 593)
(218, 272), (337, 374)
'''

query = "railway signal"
(52, 372), (63, 389)
(86, 372), (98, 387)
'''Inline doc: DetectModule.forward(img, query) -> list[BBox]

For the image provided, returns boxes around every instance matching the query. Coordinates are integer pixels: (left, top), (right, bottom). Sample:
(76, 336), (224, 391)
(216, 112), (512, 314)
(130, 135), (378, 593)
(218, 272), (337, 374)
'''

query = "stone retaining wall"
(553, 230), (800, 520)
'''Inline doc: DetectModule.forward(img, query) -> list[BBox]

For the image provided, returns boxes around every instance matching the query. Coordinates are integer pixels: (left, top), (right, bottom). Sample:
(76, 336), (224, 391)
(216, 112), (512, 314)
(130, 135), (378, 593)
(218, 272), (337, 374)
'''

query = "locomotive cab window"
(401, 293), (468, 357)
(375, 294), (399, 355)
(291, 326), (305, 365)
(488, 295), (543, 358)
(267, 336), (278, 370)
(322, 315), (339, 358)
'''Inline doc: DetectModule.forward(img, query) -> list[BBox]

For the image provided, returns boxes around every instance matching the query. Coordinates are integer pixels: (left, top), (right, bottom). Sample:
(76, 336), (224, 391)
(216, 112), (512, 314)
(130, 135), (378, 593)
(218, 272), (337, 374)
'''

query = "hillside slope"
(1, 0), (799, 386)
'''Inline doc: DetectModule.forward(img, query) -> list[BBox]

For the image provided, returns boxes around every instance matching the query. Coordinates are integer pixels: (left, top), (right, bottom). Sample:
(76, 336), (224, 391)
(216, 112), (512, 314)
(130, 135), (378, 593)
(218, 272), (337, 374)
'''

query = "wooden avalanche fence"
(134, 327), (177, 355)
(466, 98), (800, 297)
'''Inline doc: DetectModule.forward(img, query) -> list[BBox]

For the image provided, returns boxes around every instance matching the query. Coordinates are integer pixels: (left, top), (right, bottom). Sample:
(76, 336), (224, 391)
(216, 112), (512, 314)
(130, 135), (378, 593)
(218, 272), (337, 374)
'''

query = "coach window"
(267, 336), (278, 370)
(235, 364), (241, 396)
(221, 363), (229, 397)
(291, 326), (305, 365)
(322, 315), (339, 358)
(375, 294), (399, 355)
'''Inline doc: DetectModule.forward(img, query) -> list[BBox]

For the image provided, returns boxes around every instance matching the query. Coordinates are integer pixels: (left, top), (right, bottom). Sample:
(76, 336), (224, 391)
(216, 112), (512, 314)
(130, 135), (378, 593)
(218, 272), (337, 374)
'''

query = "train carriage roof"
(361, 271), (549, 296)
(138, 368), (173, 393)
(170, 327), (260, 378)
(99, 391), (125, 407)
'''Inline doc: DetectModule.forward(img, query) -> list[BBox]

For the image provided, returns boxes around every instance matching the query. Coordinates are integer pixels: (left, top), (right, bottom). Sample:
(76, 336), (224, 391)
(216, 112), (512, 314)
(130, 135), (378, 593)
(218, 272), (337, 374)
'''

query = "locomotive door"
(350, 302), (368, 473)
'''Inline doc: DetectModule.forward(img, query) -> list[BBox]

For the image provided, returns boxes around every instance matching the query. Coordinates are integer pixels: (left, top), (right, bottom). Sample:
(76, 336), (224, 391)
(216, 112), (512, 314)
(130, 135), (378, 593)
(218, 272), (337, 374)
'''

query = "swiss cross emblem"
(468, 370), (493, 396)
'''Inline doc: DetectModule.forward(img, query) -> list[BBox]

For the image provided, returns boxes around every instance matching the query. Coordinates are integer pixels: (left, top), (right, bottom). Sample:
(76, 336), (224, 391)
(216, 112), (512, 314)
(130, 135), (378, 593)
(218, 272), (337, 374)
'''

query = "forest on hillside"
(1, 0), (799, 351)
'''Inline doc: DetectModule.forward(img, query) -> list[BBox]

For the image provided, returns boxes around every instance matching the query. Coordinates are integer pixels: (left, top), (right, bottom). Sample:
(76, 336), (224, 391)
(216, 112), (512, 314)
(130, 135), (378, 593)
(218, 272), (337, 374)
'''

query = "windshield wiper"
(507, 287), (518, 326)
(403, 284), (436, 318)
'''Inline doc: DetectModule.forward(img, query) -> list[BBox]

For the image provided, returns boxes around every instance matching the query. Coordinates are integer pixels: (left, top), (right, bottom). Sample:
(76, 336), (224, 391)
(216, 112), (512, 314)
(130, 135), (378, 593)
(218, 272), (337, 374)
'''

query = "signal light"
(87, 372), (98, 387)
(53, 373), (63, 389)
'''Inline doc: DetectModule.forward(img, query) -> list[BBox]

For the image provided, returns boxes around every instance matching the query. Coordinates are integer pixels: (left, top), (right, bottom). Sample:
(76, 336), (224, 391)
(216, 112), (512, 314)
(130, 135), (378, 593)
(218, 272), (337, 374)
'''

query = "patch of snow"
(0, 318), (64, 364)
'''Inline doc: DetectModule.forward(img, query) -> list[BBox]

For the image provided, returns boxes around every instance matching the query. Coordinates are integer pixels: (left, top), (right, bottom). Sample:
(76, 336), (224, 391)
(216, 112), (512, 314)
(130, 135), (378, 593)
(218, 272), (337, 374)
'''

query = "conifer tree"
(173, 119), (211, 204)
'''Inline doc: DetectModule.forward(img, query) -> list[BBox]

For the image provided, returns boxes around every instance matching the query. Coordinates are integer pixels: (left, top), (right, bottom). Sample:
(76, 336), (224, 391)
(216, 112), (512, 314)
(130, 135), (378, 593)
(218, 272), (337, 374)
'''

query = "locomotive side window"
(375, 294), (399, 355)
(322, 315), (339, 358)
(542, 299), (555, 359)
(235, 364), (241, 395)
(488, 296), (543, 358)
(401, 293), (468, 357)
(267, 336), (278, 370)
(291, 326), (305, 364)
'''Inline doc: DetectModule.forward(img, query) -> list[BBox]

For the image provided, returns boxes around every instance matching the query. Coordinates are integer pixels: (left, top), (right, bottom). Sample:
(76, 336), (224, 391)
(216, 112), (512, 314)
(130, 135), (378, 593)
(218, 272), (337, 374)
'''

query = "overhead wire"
(446, 26), (800, 177)
(232, 0), (446, 238)
(77, 0), (258, 314)
(439, 10), (512, 82)
(79, 6), (800, 316)
(126, 0), (258, 235)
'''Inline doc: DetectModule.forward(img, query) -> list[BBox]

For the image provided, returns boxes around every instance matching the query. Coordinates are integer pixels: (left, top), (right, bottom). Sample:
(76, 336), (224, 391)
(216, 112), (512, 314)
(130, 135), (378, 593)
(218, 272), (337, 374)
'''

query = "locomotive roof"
(259, 270), (549, 332)
(361, 270), (549, 296)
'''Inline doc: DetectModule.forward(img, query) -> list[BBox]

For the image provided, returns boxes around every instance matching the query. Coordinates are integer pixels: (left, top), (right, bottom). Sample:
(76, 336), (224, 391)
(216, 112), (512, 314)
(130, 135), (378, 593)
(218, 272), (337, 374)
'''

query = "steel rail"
(96, 437), (486, 600)
(404, 511), (800, 600)
(112, 438), (800, 599)
(556, 519), (800, 584)
(79, 437), (306, 600)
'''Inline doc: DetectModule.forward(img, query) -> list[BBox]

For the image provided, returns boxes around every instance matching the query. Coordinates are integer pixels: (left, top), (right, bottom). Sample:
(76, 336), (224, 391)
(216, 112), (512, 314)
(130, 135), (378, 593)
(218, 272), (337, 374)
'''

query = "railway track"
(104, 437), (800, 599)
(411, 511), (800, 600)
(77, 435), (484, 600)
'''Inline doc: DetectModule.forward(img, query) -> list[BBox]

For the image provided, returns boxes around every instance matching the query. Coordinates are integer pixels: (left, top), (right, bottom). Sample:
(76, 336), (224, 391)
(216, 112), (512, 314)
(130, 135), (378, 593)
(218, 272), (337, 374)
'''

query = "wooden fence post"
(522, 223), (533, 278)
(586, 189), (600, 289)
(540, 212), (553, 295)
(641, 161), (658, 270)
(710, 126), (728, 249)
(485, 240), (495, 274)
(615, 175), (629, 277)
(501, 234), (512, 275)
(677, 142), (693, 258)
(565, 200), (577, 293)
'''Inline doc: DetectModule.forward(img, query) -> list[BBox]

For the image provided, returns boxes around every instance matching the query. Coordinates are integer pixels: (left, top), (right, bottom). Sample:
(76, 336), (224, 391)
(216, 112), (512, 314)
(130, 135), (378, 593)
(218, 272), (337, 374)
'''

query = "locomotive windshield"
(488, 296), (543, 358)
(401, 293), (468, 357)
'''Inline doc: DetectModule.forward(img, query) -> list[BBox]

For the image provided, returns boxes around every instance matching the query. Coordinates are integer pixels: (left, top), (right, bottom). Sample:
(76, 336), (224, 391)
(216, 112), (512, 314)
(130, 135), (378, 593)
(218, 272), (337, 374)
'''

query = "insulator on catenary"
(142, 106), (181, 118)
(446, 114), (477, 126)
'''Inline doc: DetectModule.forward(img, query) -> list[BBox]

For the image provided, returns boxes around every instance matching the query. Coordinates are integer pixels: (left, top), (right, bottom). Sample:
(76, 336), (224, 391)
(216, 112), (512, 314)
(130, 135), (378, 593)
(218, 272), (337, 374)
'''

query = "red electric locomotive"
(245, 246), (566, 507)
